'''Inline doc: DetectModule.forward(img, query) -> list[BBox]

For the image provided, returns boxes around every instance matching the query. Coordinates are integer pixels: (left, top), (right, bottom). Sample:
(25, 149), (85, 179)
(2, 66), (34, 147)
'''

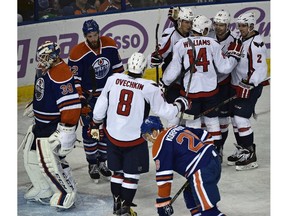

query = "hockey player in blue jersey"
(68, 19), (125, 183)
(141, 116), (225, 216)
(22, 41), (81, 210)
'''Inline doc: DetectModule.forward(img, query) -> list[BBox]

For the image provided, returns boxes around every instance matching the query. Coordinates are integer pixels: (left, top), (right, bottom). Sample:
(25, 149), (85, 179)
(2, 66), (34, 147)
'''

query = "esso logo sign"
(101, 19), (149, 64)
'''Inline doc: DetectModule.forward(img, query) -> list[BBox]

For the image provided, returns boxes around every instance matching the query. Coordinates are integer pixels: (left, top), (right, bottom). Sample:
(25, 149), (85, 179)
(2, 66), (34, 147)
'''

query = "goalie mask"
(37, 41), (60, 71)
(192, 15), (212, 36)
(127, 52), (147, 75)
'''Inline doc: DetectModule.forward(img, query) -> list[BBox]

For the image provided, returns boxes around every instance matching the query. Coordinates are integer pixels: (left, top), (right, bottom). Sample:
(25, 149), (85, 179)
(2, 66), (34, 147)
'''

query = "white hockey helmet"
(192, 15), (212, 36)
(178, 8), (194, 21)
(237, 12), (256, 27)
(127, 52), (147, 75)
(37, 41), (60, 70)
(214, 10), (231, 24)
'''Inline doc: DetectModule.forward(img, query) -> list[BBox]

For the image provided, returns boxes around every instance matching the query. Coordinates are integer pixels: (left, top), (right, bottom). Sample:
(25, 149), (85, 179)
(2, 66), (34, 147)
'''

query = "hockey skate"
(227, 143), (245, 165)
(88, 164), (100, 183)
(113, 195), (121, 215)
(120, 205), (137, 216)
(235, 144), (258, 171)
(98, 161), (112, 180)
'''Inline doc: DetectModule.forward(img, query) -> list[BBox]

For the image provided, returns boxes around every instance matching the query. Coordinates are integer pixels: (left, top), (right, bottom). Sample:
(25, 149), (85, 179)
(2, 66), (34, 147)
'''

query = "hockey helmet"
(192, 15), (212, 36)
(237, 12), (256, 27)
(82, 19), (99, 35)
(214, 10), (231, 24)
(141, 116), (164, 135)
(37, 41), (60, 70)
(127, 52), (147, 75)
(178, 8), (194, 22)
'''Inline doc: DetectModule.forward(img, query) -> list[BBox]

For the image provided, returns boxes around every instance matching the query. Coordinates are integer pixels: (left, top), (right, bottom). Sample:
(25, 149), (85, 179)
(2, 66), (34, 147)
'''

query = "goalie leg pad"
(36, 138), (77, 209)
(23, 125), (53, 203)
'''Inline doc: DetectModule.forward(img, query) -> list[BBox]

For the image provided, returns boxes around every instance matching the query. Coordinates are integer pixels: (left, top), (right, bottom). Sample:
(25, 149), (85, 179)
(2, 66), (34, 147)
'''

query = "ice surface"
(17, 87), (270, 216)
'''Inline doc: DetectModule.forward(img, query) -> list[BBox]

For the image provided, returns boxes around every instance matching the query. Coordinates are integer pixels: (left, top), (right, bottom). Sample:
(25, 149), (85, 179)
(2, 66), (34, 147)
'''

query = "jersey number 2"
(176, 129), (204, 153)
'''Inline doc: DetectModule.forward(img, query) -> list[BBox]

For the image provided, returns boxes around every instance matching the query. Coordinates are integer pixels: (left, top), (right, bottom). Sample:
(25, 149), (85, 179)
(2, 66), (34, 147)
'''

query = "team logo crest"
(35, 77), (45, 101)
(92, 57), (110, 79)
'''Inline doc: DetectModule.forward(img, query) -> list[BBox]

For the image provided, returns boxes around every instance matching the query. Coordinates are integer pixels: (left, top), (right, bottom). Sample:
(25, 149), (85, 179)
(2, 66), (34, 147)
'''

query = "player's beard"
(87, 40), (100, 49)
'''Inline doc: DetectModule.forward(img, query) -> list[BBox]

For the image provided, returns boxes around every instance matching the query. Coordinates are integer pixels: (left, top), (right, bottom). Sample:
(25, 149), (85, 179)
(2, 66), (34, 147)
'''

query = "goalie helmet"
(140, 116), (163, 135)
(37, 41), (60, 70)
(82, 19), (99, 35)
(192, 15), (212, 36)
(237, 12), (256, 27)
(127, 52), (147, 75)
(214, 10), (231, 24)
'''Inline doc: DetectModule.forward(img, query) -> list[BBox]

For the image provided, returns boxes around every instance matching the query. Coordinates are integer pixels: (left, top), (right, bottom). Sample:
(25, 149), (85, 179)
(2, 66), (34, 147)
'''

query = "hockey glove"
(173, 96), (192, 113)
(88, 120), (104, 141)
(80, 95), (92, 115)
(156, 197), (174, 216)
(226, 38), (243, 60)
(168, 6), (180, 23)
(23, 101), (34, 118)
(151, 51), (163, 67)
(48, 123), (77, 156)
(235, 80), (254, 99)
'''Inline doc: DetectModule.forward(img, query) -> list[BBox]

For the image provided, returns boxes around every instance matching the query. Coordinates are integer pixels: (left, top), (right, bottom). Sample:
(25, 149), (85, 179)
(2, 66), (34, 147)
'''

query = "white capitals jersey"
(231, 31), (267, 86)
(209, 30), (237, 83)
(162, 36), (238, 98)
(147, 27), (187, 70)
(93, 73), (179, 146)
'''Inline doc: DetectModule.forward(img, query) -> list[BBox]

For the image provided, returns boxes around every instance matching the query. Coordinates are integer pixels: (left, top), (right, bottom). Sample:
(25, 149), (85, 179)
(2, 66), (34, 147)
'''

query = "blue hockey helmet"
(141, 116), (164, 135)
(82, 19), (99, 35)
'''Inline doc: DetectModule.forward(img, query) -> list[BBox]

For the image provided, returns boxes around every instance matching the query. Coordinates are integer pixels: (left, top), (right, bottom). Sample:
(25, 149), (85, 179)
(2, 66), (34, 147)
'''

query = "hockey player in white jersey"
(90, 52), (190, 216)
(206, 10), (238, 162)
(227, 12), (268, 170)
(149, 7), (194, 104)
(162, 15), (241, 155)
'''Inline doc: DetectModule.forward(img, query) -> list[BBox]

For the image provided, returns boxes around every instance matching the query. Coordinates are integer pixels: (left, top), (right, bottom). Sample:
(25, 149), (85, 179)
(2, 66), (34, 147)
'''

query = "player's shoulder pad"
(252, 34), (265, 48)
(100, 36), (117, 48)
(69, 42), (90, 61)
(49, 61), (73, 83)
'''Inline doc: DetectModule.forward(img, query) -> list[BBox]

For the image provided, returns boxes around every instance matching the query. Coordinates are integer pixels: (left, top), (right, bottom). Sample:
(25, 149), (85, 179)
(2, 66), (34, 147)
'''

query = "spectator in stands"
(39, 0), (64, 19)
(63, 0), (97, 16)
(98, 0), (132, 12)
(18, 0), (34, 21)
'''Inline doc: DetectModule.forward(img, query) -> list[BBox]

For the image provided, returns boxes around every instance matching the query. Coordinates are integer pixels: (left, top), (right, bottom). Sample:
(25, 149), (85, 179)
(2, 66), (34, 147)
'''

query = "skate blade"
(56, 203), (76, 212)
(92, 179), (99, 184)
(236, 162), (258, 171)
(227, 161), (236, 166)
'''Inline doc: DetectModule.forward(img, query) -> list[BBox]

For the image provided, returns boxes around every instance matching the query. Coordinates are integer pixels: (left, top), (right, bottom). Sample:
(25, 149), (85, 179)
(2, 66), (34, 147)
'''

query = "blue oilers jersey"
(68, 36), (124, 98)
(33, 60), (81, 129)
(152, 125), (215, 197)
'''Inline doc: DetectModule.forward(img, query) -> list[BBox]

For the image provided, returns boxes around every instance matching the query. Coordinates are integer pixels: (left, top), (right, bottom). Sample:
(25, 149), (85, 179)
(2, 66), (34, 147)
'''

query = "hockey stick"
(155, 9), (161, 84)
(170, 180), (189, 205)
(180, 76), (270, 120)
(179, 37), (197, 125)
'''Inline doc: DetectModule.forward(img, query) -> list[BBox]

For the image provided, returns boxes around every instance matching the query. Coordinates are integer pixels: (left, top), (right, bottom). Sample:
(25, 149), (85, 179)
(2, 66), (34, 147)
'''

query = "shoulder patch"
(253, 41), (264, 48)
(100, 36), (117, 48)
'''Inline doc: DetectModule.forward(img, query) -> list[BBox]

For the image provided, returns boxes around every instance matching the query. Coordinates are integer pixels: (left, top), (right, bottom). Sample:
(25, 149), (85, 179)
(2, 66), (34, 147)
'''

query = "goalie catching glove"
(155, 197), (174, 216)
(226, 38), (243, 60)
(235, 80), (254, 99)
(48, 123), (77, 156)
(173, 96), (191, 113)
(88, 120), (104, 141)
